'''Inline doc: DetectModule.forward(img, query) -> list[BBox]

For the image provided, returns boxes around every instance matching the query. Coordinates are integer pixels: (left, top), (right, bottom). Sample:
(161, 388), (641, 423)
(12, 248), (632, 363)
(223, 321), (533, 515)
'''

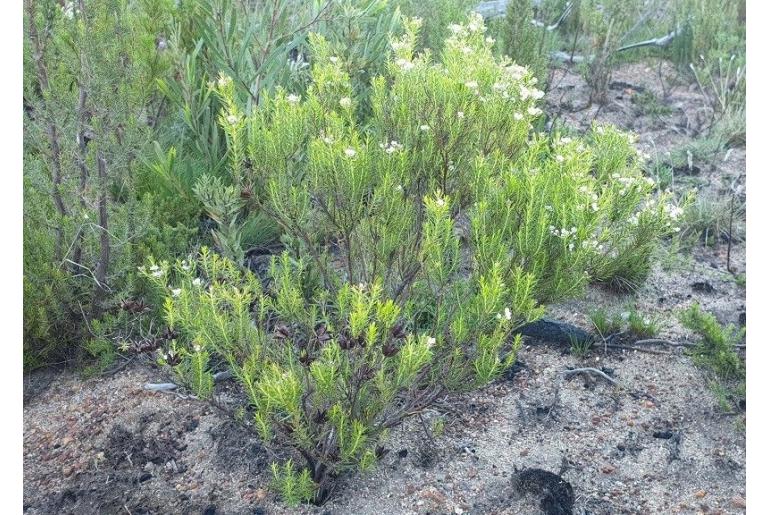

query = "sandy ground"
(23, 61), (746, 514)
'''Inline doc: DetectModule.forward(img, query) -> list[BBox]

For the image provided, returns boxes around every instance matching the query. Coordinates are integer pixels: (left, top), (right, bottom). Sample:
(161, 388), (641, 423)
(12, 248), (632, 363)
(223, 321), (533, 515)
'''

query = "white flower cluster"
(395, 58), (415, 72)
(549, 226), (577, 238)
(495, 307), (513, 321)
(519, 85), (545, 101)
(467, 12), (485, 33)
(287, 93), (301, 104)
(665, 203), (684, 220)
(379, 140), (404, 154)
(391, 39), (411, 53)
(581, 237), (605, 253)
(344, 148), (357, 158)
(339, 97), (352, 109)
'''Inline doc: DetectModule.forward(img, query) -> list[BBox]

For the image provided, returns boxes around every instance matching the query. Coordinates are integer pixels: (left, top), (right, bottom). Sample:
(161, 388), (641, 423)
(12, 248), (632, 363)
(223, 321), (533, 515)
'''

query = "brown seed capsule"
(312, 409), (328, 424)
(338, 333), (355, 350)
(315, 324), (332, 343)
(390, 322), (407, 340)
(274, 324), (291, 340)
(382, 341), (400, 357)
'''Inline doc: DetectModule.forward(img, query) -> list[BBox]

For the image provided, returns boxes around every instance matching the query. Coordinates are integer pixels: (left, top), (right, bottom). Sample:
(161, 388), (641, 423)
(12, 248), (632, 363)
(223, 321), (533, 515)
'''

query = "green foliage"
(582, 125), (688, 291)
(271, 460), (317, 507)
(569, 333), (594, 358)
(678, 191), (743, 248)
(627, 309), (659, 339)
(680, 303), (744, 379)
(23, 0), (187, 368)
(589, 307), (624, 338)
(501, 0), (551, 84)
(393, 0), (475, 52)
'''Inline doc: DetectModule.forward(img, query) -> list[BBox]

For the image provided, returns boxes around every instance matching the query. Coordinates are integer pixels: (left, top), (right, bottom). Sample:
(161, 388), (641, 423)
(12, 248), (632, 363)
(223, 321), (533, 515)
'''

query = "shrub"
(153, 0), (403, 261)
(500, 0), (551, 85)
(144, 13), (680, 505)
(23, 0), (186, 367)
(680, 303), (744, 380)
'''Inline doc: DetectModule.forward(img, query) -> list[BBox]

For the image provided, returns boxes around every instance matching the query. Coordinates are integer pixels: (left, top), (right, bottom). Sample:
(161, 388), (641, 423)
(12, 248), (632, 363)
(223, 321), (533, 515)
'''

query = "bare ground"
(23, 61), (746, 515)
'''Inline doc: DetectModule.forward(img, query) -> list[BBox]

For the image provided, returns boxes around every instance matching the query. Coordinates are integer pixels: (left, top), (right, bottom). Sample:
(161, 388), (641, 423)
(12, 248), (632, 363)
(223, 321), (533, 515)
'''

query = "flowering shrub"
(145, 13), (681, 505)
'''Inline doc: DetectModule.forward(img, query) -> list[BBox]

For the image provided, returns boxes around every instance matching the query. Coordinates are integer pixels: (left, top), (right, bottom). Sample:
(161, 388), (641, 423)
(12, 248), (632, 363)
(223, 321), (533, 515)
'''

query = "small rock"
(139, 472), (152, 483)
(692, 281), (716, 294)
(601, 464), (616, 474)
(694, 489), (707, 498)
(62, 466), (73, 477)
(731, 496), (746, 508)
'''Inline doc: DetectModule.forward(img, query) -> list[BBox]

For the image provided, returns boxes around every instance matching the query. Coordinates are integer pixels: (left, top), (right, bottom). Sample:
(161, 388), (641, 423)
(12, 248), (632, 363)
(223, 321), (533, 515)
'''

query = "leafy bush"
(680, 303), (744, 379)
(500, 0), (551, 85)
(142, 13), (680, 505)
(23, 0), (188, 367)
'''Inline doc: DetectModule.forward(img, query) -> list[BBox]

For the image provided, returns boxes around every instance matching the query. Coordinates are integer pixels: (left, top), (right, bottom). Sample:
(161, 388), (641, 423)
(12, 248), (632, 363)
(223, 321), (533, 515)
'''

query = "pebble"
(731, 495), (746, 508)
(694, 489), (707, 498)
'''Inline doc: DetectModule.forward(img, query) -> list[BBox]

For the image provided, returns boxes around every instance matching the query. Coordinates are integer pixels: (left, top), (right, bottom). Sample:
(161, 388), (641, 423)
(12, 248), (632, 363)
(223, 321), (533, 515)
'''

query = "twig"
(562, 367), (658, 403)
(144, 382), (178, 392)
(563, 367), (619, 386)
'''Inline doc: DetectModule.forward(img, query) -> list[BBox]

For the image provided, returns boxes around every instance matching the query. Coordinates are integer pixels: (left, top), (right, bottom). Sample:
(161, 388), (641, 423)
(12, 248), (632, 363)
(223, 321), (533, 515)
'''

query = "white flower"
(467, 13), (484, 33)
(395, 58), (415, 71)
(555, 155), (565, 163)
(171, 288), (182, 297)
(505, 64), (527, 80)
(461, 46), (472, 55)
(464, 80), (478, 90)
(329, 56), (339, 63)
(391, 40), (410, 52)
(383, 140), (404, 154)
(226, 114), (239, 125)
(395, 184), (403, 192)
(339, 97), (352, 109)
(181, 262), (190, 271)
(513, 112), (524, 121)
(287, 93), (301, 104)
(149, 264), (160, 272)
(152, 270), (163, 278)
(192, 278), (202, 287)
(193, 344), (202, 353)
(504, 307), (512, 321)
(426, 336), (436, 347)
(485, 36), (495, 45)
(217, 75), (231, 88)
(420, 124), (430, 132)
(449, 23), (464, 34)
(457, 111), (465, 119)
(322, 136), (333, 145)
(527, 106), (542, 116)
(344, 148), (357, 158)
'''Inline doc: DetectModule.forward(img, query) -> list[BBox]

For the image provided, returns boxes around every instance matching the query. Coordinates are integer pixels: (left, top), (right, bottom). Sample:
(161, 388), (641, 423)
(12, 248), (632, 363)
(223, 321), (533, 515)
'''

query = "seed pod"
(390, 322), (407, 340)
(338, 333), (355, 350)
(312, 409), (328, 424)
(382, 341), (400, 357)
(375, 445), (389, 459)
(315, 324), (332, 343)
(161, 327), (178, 341)
(274, 324), (291, 340)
